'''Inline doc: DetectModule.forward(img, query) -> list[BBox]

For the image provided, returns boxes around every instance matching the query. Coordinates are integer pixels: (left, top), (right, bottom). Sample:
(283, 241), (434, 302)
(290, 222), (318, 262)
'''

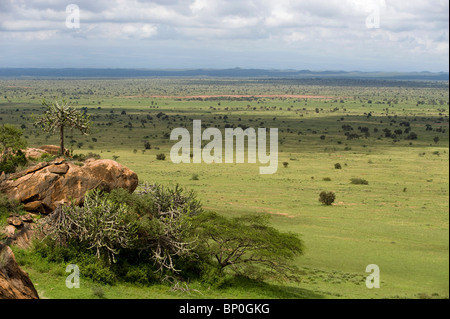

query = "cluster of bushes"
(37, 183), (305, 286)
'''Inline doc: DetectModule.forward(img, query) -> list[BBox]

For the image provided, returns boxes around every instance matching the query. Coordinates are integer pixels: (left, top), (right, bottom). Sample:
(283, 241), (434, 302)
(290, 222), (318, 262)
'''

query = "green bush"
(319, 191), (336, 206)
(0, 150), (28, 174)
(122, 264), (159, 285)
(156, 153), (166, 160)
(334, 163), (342, 169)
(350, 178), (369, 185)
(72, 152), (101, 162)
(80, 256), (117, 285)
(43, 189), (137, 264)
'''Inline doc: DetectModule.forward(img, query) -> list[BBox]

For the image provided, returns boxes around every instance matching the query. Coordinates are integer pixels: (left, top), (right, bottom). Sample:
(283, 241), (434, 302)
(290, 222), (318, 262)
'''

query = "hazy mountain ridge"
(0, 68), (448, 81)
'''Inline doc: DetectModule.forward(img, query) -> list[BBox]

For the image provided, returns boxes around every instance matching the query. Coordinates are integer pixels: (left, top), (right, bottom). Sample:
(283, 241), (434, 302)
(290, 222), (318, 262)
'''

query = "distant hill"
(0, 68), (448, 81)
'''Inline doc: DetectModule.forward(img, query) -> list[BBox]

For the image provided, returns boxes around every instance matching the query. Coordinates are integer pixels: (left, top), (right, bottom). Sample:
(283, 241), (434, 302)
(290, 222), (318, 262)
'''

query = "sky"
(0, 0), (448, 72)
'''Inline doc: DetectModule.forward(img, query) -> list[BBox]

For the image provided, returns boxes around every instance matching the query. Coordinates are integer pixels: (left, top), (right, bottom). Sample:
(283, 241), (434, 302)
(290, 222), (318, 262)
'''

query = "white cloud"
(0, 0), (447, 71)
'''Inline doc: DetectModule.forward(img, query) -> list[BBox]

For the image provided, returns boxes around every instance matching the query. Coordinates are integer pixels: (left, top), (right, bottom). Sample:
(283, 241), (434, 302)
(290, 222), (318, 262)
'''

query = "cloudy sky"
(0, 0), (448, 71)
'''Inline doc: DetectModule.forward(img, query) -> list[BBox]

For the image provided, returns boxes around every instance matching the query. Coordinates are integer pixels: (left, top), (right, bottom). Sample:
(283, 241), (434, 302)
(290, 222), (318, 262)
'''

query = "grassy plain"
(1, 78), (448, 299)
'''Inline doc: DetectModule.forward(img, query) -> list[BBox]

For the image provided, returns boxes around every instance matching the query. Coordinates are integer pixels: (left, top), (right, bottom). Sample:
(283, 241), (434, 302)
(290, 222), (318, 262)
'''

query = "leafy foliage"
(0, 124), (28, 174)
(0, 149), (27, 174)
(0, 124), (27, 157)
(192, 211), (305, 282)
(319, 191), (336, 206)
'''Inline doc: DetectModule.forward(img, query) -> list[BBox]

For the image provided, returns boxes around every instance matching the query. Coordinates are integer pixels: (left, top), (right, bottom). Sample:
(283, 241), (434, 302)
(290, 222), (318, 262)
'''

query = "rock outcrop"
(0, 158), (139, 214)
(2, 213), (38, 249)
(37, 145), (69, 156)
(0, 244), (39, 299)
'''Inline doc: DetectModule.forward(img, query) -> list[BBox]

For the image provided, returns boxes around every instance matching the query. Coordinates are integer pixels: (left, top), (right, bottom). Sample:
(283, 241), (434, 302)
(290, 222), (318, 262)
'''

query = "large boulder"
(0, 158), (139, 214)
(0, 244), (39, 299)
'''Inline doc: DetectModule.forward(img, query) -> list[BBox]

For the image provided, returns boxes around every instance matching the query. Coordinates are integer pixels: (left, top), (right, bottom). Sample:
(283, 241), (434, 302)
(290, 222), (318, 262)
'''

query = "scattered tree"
(192, 211), (305, 282)
(319, 191), (336, 206)
(34, 99), (91, 155)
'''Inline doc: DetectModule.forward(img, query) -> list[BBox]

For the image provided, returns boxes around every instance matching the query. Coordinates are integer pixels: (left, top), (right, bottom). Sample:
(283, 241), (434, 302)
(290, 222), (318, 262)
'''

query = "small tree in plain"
(319, 191), (336, 206)
(34, 99), (91, 156)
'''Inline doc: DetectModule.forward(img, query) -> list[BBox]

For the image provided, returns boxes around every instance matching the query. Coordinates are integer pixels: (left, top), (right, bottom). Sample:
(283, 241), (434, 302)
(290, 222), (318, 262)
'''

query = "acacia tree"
(34, 99), (91, 155)
(192, 211), (305, 282)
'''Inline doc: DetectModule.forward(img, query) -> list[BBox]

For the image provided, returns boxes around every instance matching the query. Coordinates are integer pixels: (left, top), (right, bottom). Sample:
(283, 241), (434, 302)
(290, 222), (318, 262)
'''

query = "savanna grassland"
(0, 77), (448, 299)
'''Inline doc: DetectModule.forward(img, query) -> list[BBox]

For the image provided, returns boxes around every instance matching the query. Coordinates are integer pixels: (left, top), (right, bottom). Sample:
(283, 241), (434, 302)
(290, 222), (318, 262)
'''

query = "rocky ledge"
(0, 157), (139, 214)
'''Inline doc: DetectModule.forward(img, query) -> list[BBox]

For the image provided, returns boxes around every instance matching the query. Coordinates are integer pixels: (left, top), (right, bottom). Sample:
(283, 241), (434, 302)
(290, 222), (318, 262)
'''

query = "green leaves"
(192, 211), (305, 283)
(0, 124), (27, 156)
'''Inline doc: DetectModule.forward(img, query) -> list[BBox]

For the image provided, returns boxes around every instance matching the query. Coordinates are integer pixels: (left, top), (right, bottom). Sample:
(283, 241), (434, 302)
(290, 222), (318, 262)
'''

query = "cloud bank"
(0, 0), (448, 71)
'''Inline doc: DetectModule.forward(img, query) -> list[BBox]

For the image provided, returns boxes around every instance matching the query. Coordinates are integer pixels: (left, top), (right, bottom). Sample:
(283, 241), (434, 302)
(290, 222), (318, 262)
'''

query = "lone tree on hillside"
(34, 99), (91, 156)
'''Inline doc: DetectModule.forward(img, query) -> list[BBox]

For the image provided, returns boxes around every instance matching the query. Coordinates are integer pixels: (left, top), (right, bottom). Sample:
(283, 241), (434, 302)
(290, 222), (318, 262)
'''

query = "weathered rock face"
(0, 158), (139, 214)
(0, 244), (39, 299)
(2, 213), (38, 249)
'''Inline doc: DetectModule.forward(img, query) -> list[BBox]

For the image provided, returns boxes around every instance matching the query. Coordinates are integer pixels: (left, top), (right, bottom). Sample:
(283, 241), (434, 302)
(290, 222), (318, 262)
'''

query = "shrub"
(106, 183), (203, 273)
(0, 124), (27, 159)
(191, 173), (200, 180)
(0, 150), (28, 174)
(43, 189), (136, 264)
(406, 132), (418, 140)
(134, 183), (204, 217)
(319, 191), (336, 206)
(80, 256), (117, 285)
(72, 152), (101, 162)
(283, 162), (289, 168)
(334, 163), (342, 169)
(156, 153), (166, 160)
(322, 177), (332, 181)
(350, 178), (369, 185)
